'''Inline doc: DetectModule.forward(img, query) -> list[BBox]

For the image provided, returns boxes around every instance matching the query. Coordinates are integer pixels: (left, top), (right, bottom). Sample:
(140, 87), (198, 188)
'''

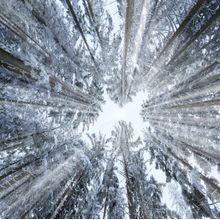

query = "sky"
(86, 90), (147, 139)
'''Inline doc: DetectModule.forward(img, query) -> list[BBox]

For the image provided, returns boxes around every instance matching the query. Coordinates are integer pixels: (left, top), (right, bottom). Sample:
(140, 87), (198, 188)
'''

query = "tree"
(144, 128), (220, 218)
(111, 121), (168, 218)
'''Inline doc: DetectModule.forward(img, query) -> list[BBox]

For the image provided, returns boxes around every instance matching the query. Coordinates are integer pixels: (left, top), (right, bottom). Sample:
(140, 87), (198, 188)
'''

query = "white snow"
(104, 0), (121, 35)
(149, 162), (167, 184)
(115, 156), (129, 219)
(130, 0), (149, 68)
(161, 180), (193, 218)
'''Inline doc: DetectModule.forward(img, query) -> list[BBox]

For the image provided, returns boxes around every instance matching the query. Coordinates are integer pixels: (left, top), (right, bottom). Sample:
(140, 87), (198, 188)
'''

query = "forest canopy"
(0, 0), (220, 218)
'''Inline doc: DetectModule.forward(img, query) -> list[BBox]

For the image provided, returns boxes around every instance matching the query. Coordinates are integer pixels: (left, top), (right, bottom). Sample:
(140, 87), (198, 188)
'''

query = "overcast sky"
(86, 91), (147, 139)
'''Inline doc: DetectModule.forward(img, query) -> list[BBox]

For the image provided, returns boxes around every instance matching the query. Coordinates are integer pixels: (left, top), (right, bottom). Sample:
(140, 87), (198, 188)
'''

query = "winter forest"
(0, 0), (220, 219)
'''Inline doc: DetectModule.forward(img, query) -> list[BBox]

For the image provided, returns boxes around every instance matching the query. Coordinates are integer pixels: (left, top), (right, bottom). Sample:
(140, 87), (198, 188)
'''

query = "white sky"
(86, 91), (147, 139)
